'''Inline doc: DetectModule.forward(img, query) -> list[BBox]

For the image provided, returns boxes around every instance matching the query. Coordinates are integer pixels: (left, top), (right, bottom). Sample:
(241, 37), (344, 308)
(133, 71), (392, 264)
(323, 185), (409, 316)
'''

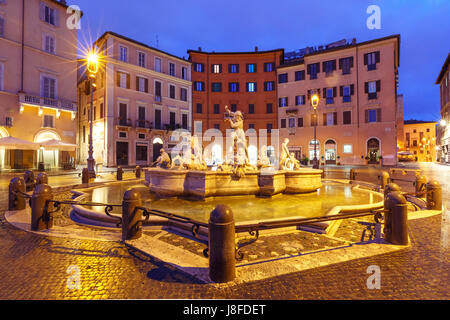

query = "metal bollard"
(384, 182), (400, 199)
(426, 180), (442, 210)
(36, 172), (48, 185)
(30, 184), (53, 231)
(117, 166), (123, 181)
(81, 168), (89, 184)
(8, 177), (26, 211)
(209, 204), (236, 283)
(414, 175), (427, 198)
(24, 170), (36, 192)
(121, 188), (142, 241)
(135, 166), (141, 179)
(380, 171), (390, 189)
(384, 191), (408, 245)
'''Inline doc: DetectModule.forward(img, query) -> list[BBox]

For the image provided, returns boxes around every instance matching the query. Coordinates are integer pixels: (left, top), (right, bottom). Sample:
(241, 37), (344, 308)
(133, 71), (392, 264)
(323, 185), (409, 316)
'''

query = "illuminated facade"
(277, 35), (400, 166)
(77, 32), (192, 167)
(403, 120), (437, 162)
(0, 0), (78, 169)
(436, 53), (450, 163)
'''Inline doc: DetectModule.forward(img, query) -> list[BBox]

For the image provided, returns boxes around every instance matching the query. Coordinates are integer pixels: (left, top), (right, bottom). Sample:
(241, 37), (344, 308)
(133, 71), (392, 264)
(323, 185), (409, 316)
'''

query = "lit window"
(343, 144), (353, 154)
(212, 64), (221, 73)
(247, 63), (257, 73)
(247, 82), (257, 92)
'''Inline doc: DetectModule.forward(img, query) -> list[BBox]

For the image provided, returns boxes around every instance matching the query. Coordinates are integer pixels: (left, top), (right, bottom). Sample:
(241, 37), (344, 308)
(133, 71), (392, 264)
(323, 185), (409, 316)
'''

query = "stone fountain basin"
(144, 167), (323, 198)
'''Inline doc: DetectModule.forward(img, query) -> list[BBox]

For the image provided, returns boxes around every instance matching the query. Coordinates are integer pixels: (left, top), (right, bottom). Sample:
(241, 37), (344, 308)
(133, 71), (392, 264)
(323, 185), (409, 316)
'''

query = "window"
(138, 133), (146, 140)
(180, 88), (187, 101)
(264, 81), (274, 91)
(248, 124), (255, 129)
(82, 126), (85, 143)
(43, 115), (54, 128)
(117, 72), (130, 89)
(230, 104), (237, 112)
(41, 3), (56, 26)
(365, 51), (380, 71)
(5, 116), (12, 127)
(43, 34), (55, 54)
(365, 80), (380, 99)
(211, 64), (222, 73)
(323, 60), (336, 76)
(41, 76), (56, 99)
(138, 52), (146, 68)
(136, 77), (148, 93)
(296, 95), (305, 106)
(339, 57), (353, 75)
(248, 104), (255, 114)
(228, 64), (239, 73)
(426, 128), (430, 132)
(324, 112), (337, 126)
(194, 81), (205, 91)
(325, 87), (335, 104)
(196, 103), (202, 113)
(169, 111), (176, 127)
(341, 85), (353, 102)
(298, 117), (303, 127)
(264, 62), (275, 72)
(310, 113), (318, 126)
(281, 119), (286, 128)
(100, 103), (104, 118)
(307, 63), (320, 80)
(213, 104), (220, 114)
(295, 70), (305, 81)
(343, 144), (353, 154)
(155, 81), (162, 99)
(366, 109), (381, 123)
(169, 84), (176, 99)
(0, 16), (4, 38)
(213, 124), (220, 130)
(247, 63), (257, 73)
(211, 82), (222, 92)
(279, 97), (288, 107)
(288, 118), (296, 128)
(247, 82), (257, 92)
(136, 145), (148, 161)
(413, 140), (417, 147)
(228, 82), (239, 92)
(194, 63), (204, 72)
(278, 73), (288, 83)
(119, 46), (128, 62)
(267, 123), (273, 133)
(266, 103), (273, 114)
(343, 111), (351, 125)
(182, 114), (188, 129)
(169, 62), (176, 76)
(155, 58), (162, 72)
(182, 67), (188, 80)
(119, 131), (127, 138)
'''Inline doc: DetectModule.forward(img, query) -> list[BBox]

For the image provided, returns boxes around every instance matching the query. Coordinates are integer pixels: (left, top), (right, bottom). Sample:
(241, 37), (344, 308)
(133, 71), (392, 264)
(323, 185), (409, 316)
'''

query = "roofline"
(278, 34), (400, 69)
(187, 48), (285, 56)
(404, 120), (437, 124)
(95, 31), (190, 63)
(435, 53), (450, 84)
(48, 0), (84, 17)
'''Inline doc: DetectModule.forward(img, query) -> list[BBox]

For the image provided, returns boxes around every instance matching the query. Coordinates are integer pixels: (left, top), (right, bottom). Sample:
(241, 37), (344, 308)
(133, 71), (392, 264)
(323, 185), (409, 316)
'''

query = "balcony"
(116, 117), (133, 128)
(19, 92), (77, 112)
(135, 120), (152, 130)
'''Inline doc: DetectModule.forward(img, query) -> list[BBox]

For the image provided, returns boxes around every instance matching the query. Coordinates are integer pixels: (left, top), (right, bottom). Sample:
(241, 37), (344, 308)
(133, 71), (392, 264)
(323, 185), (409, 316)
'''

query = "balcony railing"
(154, 96), (162, 103)
(116, 117), (133, 127)
(135, 120), (152, 129)
(19, 92), (77, 112)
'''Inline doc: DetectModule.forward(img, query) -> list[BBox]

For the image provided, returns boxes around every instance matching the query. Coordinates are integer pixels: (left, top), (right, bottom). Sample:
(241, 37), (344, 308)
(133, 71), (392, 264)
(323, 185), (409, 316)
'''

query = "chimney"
(60, 0), (67, 5)
(198, 47), (202, 52)
(255, 46), (258, 52)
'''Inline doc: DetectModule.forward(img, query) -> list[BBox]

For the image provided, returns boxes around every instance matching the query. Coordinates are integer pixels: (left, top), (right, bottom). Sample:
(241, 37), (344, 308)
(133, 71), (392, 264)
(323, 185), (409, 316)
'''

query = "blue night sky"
(74, 0), (450, 122)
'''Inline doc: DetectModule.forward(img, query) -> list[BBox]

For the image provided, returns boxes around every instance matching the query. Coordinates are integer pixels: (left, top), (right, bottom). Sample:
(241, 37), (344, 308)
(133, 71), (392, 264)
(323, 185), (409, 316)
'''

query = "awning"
(38, 139), (77, 151)
(0, 136), (40, 150)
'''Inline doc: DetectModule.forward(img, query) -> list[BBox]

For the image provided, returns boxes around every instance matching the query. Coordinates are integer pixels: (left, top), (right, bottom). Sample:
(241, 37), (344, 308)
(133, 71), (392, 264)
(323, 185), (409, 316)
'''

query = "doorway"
(325, 140), (337, 164)
(367, 138), (380, 164)
(116, 141), (129, 166)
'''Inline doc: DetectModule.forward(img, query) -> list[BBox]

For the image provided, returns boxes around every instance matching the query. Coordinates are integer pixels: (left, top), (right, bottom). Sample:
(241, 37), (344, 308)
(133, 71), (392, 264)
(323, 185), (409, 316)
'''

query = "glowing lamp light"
(38, 108), (43, 116)
(56, 110), (61, 119)
(440, 119), (447, 127)
(87, 51), (99, 77)
(311, 94), (319, 109)
(19, 105), (24, 114)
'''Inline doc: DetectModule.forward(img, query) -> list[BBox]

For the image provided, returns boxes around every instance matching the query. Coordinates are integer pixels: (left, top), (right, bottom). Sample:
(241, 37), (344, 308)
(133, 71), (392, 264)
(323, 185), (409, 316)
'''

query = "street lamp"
(86, 50), (99, 178)
(440, 119), (447, 127)
(311, 93), (319, 169)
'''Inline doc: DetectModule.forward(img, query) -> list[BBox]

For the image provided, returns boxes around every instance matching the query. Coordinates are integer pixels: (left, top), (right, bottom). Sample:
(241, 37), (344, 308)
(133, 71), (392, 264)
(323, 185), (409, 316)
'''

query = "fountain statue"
(257, 145), (271, 169)
(155, 148), (171, 169)
(279, 138), (301, 170)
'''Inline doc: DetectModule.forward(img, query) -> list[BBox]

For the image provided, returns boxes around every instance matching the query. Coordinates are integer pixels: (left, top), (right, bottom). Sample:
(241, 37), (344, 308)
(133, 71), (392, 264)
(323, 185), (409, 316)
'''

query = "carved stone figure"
(156, 148), (171, 169)
(257, 145), (271, 168)
(224, 105), (249, 165)
(280, 138), (290, 170)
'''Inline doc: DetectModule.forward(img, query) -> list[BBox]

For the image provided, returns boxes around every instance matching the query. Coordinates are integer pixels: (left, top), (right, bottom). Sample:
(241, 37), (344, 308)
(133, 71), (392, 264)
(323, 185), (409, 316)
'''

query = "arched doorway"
(367, 138), (380, 164)
(34, 130), (61, 169)
(152, 137), (163, 162)
(325, 139), (337, 164)
(309, 139), (320, 164)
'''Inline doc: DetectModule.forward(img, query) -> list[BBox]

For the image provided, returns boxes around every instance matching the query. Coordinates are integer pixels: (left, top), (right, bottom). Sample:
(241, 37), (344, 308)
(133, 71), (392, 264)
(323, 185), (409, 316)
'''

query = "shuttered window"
(117, 72), (129, 89)
(364, 51), (380, 70)
(0, 16), (4, 37)
(180, 88), (187, 101)
(136, 77), (148, 93)
(169, 84), (176, 98)
(43, 115), (54, 128)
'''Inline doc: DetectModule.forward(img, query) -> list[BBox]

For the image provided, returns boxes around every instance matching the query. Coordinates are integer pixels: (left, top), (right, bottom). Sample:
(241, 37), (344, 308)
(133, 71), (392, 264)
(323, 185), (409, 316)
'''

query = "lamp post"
(86, 51), (99, 178)
(311, 94), (319, 169)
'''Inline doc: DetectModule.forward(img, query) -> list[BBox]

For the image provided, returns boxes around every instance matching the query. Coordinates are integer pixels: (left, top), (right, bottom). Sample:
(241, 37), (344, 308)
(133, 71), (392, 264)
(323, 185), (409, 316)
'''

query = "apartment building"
(277, 35), (400, 166)
(436, 53), (450, 163)
(77, 32), (192, 167)
(188, 48), (284, 165)
(0, 0), (79, 169)
(403, 120), (437, 162)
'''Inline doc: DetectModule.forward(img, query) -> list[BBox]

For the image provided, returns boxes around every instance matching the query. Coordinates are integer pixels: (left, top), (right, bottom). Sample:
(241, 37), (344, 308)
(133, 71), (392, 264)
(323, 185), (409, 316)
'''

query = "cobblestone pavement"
(0, 164), (449, 299)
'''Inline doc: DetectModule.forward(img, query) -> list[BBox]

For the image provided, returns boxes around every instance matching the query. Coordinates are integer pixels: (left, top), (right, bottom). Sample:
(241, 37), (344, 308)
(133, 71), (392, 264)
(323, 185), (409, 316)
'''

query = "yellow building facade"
(402, 120), (437, 162)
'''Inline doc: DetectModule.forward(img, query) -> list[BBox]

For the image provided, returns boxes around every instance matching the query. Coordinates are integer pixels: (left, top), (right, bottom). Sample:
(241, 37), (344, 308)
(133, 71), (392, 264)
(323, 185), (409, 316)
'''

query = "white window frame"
(155, 57), (162, 72)
(168, 61), (176, 76)
(137, 76), (147, 92)
(119, 72), (128, 88)
(40, 74), (57, 99)
(212, 64), (220, 74)
(169, 84), (176, 99)
(326, 113), (334, 126)
(119, 45), (128, 62)
(288, 117), (296, 128)
(182, 66), (188, 80)
(43, 33), (56, 54)
(368, 81), (377, 93)
(137, 51), (146, 68)
(180, 87), (188, 101)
